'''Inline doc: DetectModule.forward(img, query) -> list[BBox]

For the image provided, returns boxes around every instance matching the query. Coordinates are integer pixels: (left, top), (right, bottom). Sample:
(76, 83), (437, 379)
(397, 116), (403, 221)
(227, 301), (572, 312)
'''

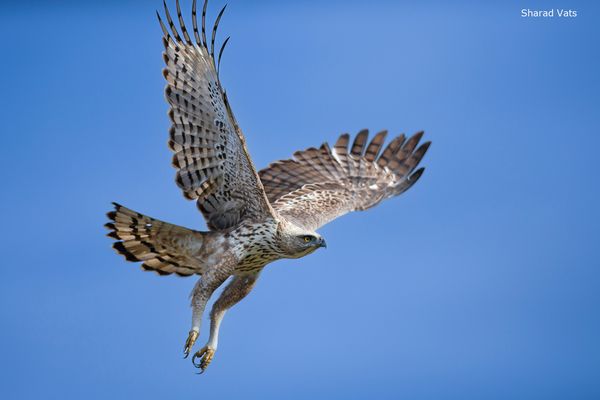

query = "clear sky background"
(1, 0), (599, 399)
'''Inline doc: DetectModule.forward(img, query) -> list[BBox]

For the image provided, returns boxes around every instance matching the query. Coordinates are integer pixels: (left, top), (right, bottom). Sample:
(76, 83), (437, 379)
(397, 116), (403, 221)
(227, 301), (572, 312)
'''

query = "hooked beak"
(319, 238), (327, 248)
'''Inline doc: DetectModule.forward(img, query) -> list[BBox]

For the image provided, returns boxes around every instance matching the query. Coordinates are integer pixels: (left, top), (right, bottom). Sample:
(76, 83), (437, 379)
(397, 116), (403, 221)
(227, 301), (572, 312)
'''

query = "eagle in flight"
(106, 0), (430, 373)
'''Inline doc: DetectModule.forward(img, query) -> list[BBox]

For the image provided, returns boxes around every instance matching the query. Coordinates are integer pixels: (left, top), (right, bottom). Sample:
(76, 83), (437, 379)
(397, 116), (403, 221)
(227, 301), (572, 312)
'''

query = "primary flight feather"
(105, 0), (430, 373)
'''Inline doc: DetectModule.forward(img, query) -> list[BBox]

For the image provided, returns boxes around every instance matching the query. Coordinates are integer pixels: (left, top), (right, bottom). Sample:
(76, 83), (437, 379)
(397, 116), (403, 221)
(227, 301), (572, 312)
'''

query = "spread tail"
(105, 202), (203, 277)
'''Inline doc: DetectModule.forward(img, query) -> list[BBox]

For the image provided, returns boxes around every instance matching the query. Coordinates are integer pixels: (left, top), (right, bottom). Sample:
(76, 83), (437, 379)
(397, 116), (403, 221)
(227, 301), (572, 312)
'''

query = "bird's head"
(279, 223), (327, 258)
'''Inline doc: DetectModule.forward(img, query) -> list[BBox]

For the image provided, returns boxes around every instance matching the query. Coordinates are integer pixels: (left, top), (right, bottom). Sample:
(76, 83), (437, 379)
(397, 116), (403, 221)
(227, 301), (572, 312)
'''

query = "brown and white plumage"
(106, 203), (201, 277)
(105, 0), (430, 374)
(158, 0), (274, 230)
(260, 130), (430, 231)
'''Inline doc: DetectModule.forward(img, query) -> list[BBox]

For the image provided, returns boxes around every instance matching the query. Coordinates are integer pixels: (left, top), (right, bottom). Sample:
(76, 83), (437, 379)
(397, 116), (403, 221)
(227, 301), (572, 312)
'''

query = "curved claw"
(192, 346), (215, 372)
(183, 330), (199, 359)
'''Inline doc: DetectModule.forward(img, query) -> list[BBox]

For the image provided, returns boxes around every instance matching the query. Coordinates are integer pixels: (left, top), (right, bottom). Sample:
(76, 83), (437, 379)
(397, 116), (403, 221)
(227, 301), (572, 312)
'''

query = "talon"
(192, 347), (205, 368)
(191, 346), (215, 372)
(183, 330), (199, 358)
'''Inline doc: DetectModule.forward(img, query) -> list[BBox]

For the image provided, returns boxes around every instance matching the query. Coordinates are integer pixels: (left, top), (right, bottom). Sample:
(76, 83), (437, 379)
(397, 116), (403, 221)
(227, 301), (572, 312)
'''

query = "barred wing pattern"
(158, 0), (273, 230)
(259, 130), (430, 231)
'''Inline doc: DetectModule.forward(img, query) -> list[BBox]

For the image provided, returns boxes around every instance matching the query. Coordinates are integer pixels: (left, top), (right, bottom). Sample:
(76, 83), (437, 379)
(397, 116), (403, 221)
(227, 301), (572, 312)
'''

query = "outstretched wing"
(158, 0), (273, 230)
(259, 130), (430, 231)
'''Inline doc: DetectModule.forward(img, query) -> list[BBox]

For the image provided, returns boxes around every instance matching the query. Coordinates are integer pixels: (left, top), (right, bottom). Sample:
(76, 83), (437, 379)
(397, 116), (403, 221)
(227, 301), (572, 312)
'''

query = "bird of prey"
(105, 0), (430, 373)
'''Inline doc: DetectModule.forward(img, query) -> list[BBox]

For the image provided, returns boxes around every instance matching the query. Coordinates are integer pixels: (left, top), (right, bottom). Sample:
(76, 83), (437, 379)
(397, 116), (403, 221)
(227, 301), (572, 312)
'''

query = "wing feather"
(158, 1), (274, 230)
(259, 130), (430, 230)
(364, 130), (387, 162)
(350, 129), (369, 156)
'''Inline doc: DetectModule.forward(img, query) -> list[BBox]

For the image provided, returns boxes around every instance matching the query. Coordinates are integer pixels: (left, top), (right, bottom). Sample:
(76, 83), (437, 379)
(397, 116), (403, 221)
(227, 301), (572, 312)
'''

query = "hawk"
(106, 0), (430, 373)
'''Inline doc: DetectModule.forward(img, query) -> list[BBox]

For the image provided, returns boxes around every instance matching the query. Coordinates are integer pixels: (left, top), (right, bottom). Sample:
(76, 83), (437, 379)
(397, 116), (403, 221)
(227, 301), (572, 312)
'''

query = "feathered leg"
(183, 255), (236, 359)
(192, 272), (260, 372)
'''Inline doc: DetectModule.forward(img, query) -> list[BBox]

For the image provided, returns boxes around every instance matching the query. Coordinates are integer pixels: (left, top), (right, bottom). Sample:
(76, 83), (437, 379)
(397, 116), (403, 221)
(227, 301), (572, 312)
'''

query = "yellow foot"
(192, 346), (215, 373)
(183, 330), (199, 358)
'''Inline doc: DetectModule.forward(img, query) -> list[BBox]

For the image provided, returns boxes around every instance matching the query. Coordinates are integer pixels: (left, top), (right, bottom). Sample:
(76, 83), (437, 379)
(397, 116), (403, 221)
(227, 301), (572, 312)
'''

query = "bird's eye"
(303, 236), (312, 243)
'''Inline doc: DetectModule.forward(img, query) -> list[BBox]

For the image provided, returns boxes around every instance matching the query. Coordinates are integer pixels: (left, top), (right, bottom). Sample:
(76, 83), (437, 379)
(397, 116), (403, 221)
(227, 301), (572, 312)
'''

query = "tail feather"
(105, 203), (202, 277)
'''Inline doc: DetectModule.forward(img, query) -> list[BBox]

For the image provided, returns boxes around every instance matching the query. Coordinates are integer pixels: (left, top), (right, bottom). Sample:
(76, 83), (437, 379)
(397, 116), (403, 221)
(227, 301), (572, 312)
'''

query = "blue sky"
(1, 1), (599, 399)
